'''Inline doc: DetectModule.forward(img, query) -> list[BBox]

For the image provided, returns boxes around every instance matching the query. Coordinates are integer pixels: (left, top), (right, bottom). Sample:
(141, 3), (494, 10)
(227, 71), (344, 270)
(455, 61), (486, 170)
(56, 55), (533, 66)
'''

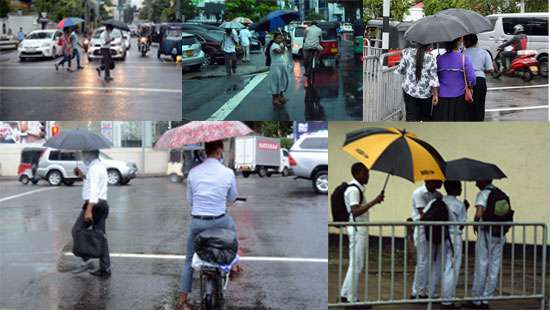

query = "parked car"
(36, 148), (138, 186)
(290, 25), (306, 57)
(122, 31), (131, 50)
(182, 29), (243, 65)
(18, 147), (45, 185)
(181, 32), (206, 70)
(88, 27), (127, 61)
(289, 130), (328, 194)
(158, 24), (184, 61)
(234, 136), (290, 177)
(17, 29), (63, 61)
(478, 12), (548, 76)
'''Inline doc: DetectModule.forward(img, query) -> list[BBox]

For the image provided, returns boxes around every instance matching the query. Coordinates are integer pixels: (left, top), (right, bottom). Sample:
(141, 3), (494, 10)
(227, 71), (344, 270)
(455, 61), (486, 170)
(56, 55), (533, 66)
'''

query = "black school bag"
(265, 40), (274, 66)
(482, 187), (514, 237)
(421, 198), (453, 256)
(331, 182), (363, 222)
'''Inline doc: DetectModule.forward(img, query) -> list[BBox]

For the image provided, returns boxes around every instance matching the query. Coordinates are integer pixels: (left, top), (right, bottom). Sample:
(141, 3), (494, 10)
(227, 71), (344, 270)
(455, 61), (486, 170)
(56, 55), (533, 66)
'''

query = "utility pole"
(520, 0), (525, 13)
(382, 0), (390, 51)
(176, 0), (181, 21)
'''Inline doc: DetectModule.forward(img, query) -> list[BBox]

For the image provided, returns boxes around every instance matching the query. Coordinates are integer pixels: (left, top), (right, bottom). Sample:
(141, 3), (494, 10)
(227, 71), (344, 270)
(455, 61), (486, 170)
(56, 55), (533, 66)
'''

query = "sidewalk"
(184, 53), (269, 80)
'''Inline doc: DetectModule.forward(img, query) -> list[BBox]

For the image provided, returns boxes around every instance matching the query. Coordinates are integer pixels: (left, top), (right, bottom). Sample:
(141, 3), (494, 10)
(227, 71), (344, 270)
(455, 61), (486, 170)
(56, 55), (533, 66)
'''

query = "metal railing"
(363, 39), (405, 121)
(329, 221), (547, 309)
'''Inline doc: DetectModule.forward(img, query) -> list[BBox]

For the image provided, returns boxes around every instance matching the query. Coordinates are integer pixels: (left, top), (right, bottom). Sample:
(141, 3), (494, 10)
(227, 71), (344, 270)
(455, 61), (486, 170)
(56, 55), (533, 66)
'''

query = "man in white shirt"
(411, 180), (443, 299)
(176, 141), (238, 310)
(339, 163), (384, 306)
(71, 150), (111, 277)
(96, 25), (115, 82)
(239, 28), (252, 62)
(221, 28), (239, 76)
(302, 21), (323, 77)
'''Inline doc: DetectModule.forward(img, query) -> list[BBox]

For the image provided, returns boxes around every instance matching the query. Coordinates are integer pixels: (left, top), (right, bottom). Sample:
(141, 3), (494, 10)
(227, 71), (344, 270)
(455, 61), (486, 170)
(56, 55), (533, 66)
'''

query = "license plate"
(530, 66), (538, 73)
(330, 48), (338, 53)
(27, 48), (36, 52)
(186, 50), (193, 57)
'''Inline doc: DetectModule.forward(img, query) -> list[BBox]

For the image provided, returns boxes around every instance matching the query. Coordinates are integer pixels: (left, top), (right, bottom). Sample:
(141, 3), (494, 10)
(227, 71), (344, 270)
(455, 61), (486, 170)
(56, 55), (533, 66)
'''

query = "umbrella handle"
(382, 172), (391, 192)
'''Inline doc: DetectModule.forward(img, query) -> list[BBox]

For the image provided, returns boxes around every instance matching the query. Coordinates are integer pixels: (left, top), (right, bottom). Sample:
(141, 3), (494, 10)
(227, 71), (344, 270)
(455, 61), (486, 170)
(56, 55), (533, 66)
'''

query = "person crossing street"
(96, 25), (115, 82)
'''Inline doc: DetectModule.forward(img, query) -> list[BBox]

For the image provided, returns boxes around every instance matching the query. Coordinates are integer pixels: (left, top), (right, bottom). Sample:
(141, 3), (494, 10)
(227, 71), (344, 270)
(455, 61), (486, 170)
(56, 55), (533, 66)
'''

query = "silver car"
(182, 32), (205, 71)
(289, 130), (328, 194)
(35, 148), (138, 186)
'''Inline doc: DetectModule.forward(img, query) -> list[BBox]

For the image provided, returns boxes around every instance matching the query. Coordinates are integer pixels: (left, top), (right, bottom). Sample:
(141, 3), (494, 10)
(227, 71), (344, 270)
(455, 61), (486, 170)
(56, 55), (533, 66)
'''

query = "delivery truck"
(234, 136), (290, 178)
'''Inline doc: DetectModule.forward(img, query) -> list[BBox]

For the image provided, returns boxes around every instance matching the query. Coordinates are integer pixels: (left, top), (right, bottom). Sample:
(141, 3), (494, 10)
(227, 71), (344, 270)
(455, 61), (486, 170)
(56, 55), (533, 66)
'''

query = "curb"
(186, 67), (269, 80)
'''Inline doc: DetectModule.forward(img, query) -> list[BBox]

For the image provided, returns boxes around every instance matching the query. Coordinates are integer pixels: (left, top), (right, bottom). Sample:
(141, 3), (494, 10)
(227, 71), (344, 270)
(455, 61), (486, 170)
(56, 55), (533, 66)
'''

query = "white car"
(290, 25), (307, 57)
(122, 31), (131, 50)
(17, 29), (63, 60)
(88, 27), (128, 61)
(289, 130), (328, 194)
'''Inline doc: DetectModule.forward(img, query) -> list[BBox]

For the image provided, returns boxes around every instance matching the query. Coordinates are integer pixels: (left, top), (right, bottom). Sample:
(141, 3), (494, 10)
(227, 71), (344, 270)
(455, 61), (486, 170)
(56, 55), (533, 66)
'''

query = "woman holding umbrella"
(268, 32), (290, 107)
(54, 28), (73, 72)
(463, 34), (493, 121)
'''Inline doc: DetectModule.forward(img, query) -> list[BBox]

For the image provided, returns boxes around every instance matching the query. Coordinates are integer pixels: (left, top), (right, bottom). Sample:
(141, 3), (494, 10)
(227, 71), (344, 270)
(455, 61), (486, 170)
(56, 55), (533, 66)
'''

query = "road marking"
(0, 86), (181, 93)
(0, 65), (179, 70)
(486, 105), (548, 112)
(0, 187), (58, 203)
(207, 72), (268, 120)
(487, 84), (548, 91)
(62, 252), (327, 263)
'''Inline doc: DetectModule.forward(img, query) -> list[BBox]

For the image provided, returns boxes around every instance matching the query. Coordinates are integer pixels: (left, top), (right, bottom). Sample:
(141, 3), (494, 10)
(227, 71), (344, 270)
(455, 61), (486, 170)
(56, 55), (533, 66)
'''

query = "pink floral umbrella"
(155, 121), (253, 149)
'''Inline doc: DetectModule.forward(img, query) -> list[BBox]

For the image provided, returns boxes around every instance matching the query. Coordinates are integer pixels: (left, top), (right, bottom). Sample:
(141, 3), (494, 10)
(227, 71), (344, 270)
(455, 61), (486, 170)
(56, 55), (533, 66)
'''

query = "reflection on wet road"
(0, 176), (327, 309)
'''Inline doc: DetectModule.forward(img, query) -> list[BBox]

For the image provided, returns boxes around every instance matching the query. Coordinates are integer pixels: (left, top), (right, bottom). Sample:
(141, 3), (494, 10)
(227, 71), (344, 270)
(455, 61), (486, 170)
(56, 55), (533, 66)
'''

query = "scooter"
(493, 48), (540, 82)
(138, 36), (150, 57)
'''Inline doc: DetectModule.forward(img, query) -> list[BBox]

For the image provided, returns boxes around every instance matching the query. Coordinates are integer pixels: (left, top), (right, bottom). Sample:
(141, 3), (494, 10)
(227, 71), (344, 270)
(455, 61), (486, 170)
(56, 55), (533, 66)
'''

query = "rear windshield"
(502, 17), (548, 36)
(299, 137), (328, 150)
(294, 28), (305, 37)
(27, 32), (53, 40)
(166, 29), (182, 38)
(182, 36), (198, 45)
(92, 29), (122, 39)
(21, 150), (43, 164)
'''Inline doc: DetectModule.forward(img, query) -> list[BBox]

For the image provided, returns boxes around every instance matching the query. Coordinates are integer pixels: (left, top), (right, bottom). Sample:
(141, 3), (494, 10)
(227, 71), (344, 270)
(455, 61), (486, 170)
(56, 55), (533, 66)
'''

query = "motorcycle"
(138, 36), (150, 57)
(493, 48), (541, 82)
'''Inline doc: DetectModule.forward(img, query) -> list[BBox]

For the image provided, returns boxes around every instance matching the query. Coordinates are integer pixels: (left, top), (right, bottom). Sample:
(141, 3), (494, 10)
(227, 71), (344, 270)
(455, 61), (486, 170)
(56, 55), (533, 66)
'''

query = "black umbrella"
(43, 129), (112, 151)
(436, 8), (493, 34)
(102, 19), (130, 32)
(404, 14), (470, 45)
(445, 158), (506, 181)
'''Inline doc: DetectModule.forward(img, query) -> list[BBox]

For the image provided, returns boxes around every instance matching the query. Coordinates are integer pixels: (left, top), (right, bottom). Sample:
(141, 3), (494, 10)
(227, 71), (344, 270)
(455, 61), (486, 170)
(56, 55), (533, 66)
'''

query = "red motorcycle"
(493, 49), (541, 82)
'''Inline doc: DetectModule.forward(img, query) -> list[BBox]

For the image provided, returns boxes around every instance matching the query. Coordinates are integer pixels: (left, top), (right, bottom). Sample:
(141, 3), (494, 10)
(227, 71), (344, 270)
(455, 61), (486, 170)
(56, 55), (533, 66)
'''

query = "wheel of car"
(312, 170), (328, 195)
(282, 167), (290, 177)
(204, 54), (212, 66)
(20, 175), (30, 185)
(242, 171), (250, 178)
(47, 170), (63, 186)
(258, 167), (267, 178)
(539, 56), (548, 77)
(169, 173), (181, 183)
(63, 180), (75, 186)
(107, 169), (122, 185)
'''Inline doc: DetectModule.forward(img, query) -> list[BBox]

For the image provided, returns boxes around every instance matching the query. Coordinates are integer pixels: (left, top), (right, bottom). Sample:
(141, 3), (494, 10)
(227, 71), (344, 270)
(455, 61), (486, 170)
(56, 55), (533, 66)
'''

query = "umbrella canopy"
(251, 10), (300, 32)
(342, 127), (446, 183)
(101, 19), (130, 32)
(436, 9), (493, 34)
(445, 158), (506, 181)
(56, 17), (84, 29)
(43, 129), (112, 151)
(220, 21), (245, 29)
(404, 14), (470, 45)
(232, 17), (253, 25)
(155, 121), (253, 149)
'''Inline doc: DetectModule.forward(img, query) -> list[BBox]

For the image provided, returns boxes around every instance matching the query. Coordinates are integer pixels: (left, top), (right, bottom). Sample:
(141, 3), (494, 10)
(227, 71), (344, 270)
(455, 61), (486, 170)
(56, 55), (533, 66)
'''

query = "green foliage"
(0, 0), (11, 18)
(280, 137), (293, 150)
(34, 0), (83, 21)
(225, 0), (279, 21)
(423, 0), (548, 16)
(363, 0), (411, 22)
(139, 0), (172, 22)
(181, 0), (198, 20)
(306, 11), (325, 21)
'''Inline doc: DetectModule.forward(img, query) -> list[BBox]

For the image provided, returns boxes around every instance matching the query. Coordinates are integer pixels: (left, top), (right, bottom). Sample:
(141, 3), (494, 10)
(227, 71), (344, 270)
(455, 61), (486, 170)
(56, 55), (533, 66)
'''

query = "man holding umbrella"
(96, 25), (115, 82)
(221, 27), (240, 76)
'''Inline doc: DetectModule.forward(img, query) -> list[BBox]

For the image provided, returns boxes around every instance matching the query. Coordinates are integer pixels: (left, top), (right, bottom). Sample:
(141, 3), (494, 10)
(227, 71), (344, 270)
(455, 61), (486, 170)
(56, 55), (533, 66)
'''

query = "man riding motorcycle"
(497, 24), (528, 72)
(138, 25), (152, 47)
(303, 21), (324, 77)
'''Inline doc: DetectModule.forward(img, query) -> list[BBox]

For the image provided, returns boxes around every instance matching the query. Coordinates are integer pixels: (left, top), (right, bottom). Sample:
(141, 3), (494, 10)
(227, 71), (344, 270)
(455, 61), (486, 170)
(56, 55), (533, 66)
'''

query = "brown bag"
(462, 55), (473, 104)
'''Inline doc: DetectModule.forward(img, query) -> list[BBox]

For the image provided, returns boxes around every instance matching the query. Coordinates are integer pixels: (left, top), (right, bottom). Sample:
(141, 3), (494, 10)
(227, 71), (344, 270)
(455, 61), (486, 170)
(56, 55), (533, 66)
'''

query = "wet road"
(0, 42), (182, 120)
(182, 38), (363, 121)
(0, 176), (327, 309)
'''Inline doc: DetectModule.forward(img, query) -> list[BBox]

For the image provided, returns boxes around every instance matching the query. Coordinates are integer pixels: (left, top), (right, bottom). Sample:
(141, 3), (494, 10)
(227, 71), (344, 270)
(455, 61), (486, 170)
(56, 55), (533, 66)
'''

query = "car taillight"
(288, 153), (296, 166)
(18, 163), (31, 175)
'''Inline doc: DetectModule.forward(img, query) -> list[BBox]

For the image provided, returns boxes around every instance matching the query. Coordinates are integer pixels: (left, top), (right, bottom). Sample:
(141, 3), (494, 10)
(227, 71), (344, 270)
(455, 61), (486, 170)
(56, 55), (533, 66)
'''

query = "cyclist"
(497, 24), (528, 73)
(303, 21), (324, 77)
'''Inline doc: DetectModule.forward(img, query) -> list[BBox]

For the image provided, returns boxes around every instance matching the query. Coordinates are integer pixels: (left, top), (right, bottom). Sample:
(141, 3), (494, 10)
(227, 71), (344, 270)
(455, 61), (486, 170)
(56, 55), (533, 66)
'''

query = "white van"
(477, 13), (548, 65)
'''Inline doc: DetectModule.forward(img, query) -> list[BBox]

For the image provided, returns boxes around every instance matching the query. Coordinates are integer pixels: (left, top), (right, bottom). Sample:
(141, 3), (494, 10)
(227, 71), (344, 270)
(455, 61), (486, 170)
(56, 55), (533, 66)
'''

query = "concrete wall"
(329, 122), (550, 243)
(0, 145), (170, 177)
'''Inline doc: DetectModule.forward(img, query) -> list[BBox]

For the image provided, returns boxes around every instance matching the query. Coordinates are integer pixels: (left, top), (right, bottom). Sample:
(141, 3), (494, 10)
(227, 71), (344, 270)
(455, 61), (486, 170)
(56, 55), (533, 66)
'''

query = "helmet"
(513, 24), (524, 34)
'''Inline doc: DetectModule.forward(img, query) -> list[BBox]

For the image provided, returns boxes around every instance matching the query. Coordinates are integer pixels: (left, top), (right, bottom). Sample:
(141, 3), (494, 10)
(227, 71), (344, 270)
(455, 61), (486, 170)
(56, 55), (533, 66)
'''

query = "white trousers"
(429, 234), (463, 304)
(412, 230), (429, 296)
(242, 45), (250, 61)
(340, 226), (368, 302)
(471, 229), (505, 305)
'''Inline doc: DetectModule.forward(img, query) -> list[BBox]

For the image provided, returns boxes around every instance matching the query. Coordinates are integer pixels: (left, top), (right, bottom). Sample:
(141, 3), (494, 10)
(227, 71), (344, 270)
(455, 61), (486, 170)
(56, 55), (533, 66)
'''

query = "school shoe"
(462, 302), (489, 309)
(71, 260), (95, 274)
(338, 297), (372, 309)
(89, 268), (111, 278)
(55, 64), (59, 71)
(104, 77), (114, 82)
(410, 294), (430, 299)
(440, 304), (461, 309)
(77, 66), (84, 70)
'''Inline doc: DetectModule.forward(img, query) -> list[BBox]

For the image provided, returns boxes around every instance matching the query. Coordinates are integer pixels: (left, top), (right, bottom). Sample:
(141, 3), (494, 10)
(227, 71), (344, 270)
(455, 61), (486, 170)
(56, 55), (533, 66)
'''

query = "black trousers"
(469, 77), (487, 121)
(99, 48), (112, 79)
(72, 200), (111, 271)
(403, 91), (432, 121)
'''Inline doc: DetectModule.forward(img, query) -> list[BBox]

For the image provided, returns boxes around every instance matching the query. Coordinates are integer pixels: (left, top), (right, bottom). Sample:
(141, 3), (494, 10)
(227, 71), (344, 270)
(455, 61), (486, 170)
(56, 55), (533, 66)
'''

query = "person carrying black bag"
(71, 150), (111, 277)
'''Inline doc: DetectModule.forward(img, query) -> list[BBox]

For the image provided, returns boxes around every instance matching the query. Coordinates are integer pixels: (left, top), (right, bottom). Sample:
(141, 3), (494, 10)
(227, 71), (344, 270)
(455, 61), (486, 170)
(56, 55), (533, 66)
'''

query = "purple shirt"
(436, 51), (476, 98)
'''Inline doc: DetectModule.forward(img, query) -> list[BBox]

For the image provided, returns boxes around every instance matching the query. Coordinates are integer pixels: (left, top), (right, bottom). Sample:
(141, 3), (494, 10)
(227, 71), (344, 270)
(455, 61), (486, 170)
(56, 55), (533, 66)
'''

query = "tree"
(0, 0), (11, 18)
(123, 5), (137, 24)
(139, 0), (172, 22)
(181, 0), (198, 21)
(33, 0), (83, 21)
(363, 0), (411, 22)
(225, 0), (279, 21)
(306, 11), (325, 21)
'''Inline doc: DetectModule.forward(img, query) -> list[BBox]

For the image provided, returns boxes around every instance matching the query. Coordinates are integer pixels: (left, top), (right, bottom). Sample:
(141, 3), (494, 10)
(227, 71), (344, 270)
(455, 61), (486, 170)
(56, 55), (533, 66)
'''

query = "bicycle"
(193, 197), (246, 310)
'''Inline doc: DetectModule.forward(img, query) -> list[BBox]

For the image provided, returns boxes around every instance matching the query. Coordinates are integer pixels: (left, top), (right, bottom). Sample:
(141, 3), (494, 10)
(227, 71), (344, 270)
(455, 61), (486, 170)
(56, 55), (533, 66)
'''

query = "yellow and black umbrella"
(342, 127), (446, 186)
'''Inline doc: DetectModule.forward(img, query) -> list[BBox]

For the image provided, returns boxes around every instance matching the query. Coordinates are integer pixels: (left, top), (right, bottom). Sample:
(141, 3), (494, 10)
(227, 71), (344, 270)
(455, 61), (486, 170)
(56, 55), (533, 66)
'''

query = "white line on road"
(0, 86), (181, 93)
(486, 105), (548, 112)
(207, 72), (268, 120)
(0, 187), (58, 203)
(487, 84), (548, 91)
(63, 252), (327, 263)
(0, 65), (179, 70)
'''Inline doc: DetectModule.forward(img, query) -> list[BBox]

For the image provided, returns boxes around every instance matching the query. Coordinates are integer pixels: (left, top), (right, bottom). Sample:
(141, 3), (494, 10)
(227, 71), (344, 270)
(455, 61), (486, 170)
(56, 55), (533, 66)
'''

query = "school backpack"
(421, 198), (451, 247)
(482, 187), (514, 237)
(330, 182), (363, 222)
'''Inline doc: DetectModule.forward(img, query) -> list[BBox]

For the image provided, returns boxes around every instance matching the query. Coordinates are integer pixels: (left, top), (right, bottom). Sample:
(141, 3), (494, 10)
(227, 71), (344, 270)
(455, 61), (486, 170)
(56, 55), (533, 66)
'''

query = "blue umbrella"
(56, 17), (84, 29)
(251, 10), (300, 32)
